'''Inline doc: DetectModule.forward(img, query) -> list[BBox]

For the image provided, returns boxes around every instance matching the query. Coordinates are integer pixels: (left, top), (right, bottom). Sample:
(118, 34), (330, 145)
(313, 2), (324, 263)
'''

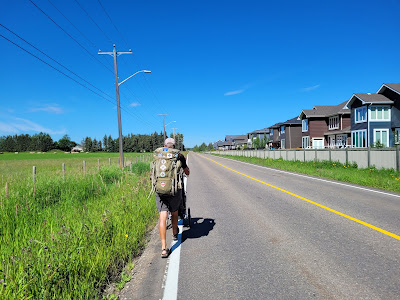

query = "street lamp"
(164, 120), (176, 140)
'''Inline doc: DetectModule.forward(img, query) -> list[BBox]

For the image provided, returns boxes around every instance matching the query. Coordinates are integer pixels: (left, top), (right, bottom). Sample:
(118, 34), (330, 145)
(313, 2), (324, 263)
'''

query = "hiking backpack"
(151, 147), (183, 196)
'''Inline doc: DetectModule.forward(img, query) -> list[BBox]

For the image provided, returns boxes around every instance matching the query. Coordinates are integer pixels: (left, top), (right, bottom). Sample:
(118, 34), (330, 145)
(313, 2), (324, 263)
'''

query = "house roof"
(248, 127), (270, 134)
(299, 101), (349, 119)
(232, 135), (248, 143)
(323, 126), (351, 136)
(346, 93), (393, 108)
(225, 135), (242, 141)
(377, 83), (400, 95)
(269, 122), (284, 129)
(283, 116), (302, 125)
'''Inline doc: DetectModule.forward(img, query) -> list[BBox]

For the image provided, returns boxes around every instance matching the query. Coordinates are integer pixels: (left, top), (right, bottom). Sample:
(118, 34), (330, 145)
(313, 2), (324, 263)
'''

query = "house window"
(370, 106), (390, 121)
(302, 119), (308, 132)
(328, 136), (335, 148)
(395, 128), (400, 145)
(280, 126), (285, 134)
(329, 116), (339, 130)
(355, 106), (367, 123)
(337, 135), (347, 147)
(281, 139), (285, 149)
(373, 129), (389, 147)
(351, 130), (367, 148)
(302, 136), (310, 148)
(270, 129), (273, 136)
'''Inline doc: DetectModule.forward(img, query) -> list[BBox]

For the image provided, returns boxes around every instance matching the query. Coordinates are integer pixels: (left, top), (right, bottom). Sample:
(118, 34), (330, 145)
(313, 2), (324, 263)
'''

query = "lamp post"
(164, 120), (176, 140)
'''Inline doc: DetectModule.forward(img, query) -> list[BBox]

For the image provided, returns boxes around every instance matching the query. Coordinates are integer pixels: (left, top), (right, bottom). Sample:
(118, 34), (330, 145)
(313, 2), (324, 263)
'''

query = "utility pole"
(172, 127), (178, 140)
(158, 113), (168, 141)
(99, 45), (132, 169)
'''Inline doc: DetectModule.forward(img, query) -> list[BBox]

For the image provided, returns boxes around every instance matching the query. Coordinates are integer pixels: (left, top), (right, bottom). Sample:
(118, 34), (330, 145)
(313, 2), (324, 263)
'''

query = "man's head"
(164, 138), (175, 149)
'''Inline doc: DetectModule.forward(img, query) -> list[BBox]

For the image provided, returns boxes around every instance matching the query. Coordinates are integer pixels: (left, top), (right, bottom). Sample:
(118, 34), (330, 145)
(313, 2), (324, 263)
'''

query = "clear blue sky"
(1, 0), (399, 148)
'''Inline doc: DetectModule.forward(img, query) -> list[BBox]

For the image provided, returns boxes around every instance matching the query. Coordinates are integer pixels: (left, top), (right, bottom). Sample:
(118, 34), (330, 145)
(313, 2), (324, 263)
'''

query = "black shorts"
(155, 190), (182, 213)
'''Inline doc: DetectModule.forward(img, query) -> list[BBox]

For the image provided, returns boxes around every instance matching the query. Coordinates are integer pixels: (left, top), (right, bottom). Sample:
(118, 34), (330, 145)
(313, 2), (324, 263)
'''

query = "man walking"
(154, 138), (190, 258)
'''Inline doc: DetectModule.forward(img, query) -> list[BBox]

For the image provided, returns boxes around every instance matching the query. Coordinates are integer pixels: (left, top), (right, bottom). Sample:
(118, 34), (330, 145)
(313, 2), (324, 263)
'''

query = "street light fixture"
(164, 120), (176, 140)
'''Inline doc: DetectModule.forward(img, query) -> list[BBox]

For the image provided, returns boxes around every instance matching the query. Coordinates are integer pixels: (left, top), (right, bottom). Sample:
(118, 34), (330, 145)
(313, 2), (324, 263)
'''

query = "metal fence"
(210, 147), (400, 171)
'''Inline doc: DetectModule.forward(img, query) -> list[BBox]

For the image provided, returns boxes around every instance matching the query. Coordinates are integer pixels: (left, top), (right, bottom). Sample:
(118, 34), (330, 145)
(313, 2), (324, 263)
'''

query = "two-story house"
(345, 93), (393, 147)
(267, 122), (283, 149)
(280, 117), (302, 149)
(377, 83), (400, 145)
(247, 127), (270, 149)
(298, 101), (350, 149)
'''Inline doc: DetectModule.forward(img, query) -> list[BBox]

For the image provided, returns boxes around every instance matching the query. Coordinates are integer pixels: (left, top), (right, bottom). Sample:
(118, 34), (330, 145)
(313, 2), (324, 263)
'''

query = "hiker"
(153, 138), (190, 258)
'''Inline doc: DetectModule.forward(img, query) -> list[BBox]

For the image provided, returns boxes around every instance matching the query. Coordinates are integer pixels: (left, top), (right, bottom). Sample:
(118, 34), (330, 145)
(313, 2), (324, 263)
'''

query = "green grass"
(0, 158), (157, 299)
(212, 154), (400, 193)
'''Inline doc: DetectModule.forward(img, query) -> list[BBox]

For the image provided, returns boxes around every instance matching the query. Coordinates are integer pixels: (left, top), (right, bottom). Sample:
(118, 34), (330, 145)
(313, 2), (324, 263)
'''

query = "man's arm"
(178, 153), (190, 176)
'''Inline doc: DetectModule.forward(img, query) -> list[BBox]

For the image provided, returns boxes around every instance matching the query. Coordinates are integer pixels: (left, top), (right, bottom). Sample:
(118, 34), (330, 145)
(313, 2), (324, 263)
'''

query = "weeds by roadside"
(0, 164), (157, 299)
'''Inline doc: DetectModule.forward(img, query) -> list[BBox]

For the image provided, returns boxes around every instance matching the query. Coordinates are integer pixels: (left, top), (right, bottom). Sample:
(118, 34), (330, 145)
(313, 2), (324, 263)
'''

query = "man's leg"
(159, 211), (168, 250)
(171, 210), (179, 236)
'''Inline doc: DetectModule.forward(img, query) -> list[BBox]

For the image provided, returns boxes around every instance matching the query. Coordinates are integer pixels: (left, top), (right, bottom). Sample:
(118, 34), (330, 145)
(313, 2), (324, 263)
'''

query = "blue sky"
(1, 0), (399, 148)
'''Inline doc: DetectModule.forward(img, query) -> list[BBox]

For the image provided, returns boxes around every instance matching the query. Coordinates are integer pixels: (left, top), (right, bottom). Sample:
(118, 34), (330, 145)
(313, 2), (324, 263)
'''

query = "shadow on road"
(181, 218), (216, 243)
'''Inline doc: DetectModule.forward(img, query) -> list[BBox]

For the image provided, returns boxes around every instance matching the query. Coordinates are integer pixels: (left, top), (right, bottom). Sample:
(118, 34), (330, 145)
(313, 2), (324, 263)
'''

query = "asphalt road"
(178, 153), (400, 299)
(121, 152), (400, 300)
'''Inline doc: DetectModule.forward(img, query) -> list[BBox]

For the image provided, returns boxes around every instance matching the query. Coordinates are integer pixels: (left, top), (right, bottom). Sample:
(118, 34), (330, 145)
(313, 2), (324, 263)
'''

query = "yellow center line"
(200, 154), (400, 241)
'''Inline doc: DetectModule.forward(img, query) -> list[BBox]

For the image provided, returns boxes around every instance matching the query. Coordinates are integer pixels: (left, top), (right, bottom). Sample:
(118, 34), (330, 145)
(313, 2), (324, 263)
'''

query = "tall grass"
(0, 162), (157, 299)
(213, 154), (400, 193)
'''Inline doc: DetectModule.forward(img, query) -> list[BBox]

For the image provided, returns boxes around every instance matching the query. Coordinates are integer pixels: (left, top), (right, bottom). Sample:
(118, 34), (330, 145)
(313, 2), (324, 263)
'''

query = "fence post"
(396, 145), (400, 172)
(294, 150), (297, 161)
(329, 148), (331, 162)
(130, 162), (133, 172)
(315, 150), (317, 161)
(345, 147), (349, 165)
(109, 158), (111, 166)
(33, 166), (36, 196)
(368, 147), (371, 168)
(83, 160), (86, 175)
(98, 159), (100, 171)
(5, 182), (9, 199)
(304, 149), (306, 162)
(62, 163), (65, 180)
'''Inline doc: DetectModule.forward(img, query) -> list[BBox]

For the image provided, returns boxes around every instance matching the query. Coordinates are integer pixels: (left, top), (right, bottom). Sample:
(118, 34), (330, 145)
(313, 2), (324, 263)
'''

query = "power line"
(0, 23), (114, 100)
(28, 0), (114, 74)
(47, 0), (98, 50)
(97, 0), (130, 49)
(0, 33), (116, 105)
(73, 0), (113, 44)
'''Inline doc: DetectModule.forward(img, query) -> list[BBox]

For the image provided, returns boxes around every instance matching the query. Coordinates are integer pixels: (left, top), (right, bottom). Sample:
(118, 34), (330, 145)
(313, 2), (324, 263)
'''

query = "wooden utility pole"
(158, 113), (168, 141)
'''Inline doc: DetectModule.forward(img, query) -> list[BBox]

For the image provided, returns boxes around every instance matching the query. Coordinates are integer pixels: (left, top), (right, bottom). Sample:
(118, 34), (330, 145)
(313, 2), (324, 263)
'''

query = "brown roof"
(324, 126), (351, 136)
(353, 93), (393, 104)
(300, 101), (349, 118)
(383, 83), (400, 94)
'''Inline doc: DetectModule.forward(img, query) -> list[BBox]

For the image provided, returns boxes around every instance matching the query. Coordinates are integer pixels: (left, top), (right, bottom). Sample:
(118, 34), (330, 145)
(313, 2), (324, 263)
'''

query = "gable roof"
(377, 83), (400, 95)
(248, 127), (270, 134)
(345, 93), (393, 108)
(299, 101), (349, 119)
(283, 116), (302, 125)
(269, 122), (284, 129)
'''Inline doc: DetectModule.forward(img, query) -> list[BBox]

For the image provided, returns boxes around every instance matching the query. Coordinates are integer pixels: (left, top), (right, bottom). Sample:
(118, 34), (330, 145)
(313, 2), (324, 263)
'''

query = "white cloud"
(224, 89), (245, 96)
(301, 85), (320, 92)
(30, 105), (64, 114)
(129, 102), (141, 107)
(0, 117), (66, 135)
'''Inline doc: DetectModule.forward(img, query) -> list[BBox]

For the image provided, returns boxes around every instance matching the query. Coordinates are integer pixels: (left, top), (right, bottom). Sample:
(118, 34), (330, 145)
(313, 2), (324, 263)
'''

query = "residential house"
(231, 135), (248, 149)
(377, 83), (400, 145)
(345, 90), (395, 147)
(267, 122), (283, 149)
(213, 140), (224, 150)
(247, 128), (270, 148)
(298, 101), (350, 149)
(280, 117), (302, 149)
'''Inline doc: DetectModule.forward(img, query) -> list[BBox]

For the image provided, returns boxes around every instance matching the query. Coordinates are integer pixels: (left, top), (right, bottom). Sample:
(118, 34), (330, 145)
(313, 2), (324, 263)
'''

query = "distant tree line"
(0, 131), (186, 153)
(81, 131), (186, 152)
(0, 133), (76, 152)
(192, 142), (213, 152)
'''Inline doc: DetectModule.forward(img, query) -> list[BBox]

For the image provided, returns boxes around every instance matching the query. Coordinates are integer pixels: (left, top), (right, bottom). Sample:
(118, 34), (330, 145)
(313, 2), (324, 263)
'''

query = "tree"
(58, 134), (76, 151)
(103, 135), (108, 152)
(82, 137), (93, 152)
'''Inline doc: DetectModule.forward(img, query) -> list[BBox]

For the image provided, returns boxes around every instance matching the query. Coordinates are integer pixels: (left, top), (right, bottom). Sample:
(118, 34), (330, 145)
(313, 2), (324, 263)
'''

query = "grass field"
(212, 154), (400, 193)
(0, 152), (157, 299)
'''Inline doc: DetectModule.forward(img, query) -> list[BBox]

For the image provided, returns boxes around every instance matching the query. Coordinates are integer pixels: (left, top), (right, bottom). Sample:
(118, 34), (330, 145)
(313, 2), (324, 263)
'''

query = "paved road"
(121, 152), (400, 299)
(178, 153), (400, 299)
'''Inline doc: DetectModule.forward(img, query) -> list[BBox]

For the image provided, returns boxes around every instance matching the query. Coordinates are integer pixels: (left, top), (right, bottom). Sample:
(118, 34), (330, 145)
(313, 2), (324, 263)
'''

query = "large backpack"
(151, 147), (183, 196)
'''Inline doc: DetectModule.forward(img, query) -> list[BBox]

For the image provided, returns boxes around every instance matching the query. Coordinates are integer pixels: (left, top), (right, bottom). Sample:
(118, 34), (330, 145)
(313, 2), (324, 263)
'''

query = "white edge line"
(206, 153), (400, 199)
(162, 220), (183, 300)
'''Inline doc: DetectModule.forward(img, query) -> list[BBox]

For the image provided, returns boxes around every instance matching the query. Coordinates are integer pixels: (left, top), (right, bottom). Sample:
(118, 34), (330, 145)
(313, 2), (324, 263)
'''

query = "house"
(71, 145), (83, 153)
(298, 101), (350, 149)
(345, 89), (396, 147)
(218, 135), (247, 150)
(267, 122), (283, 149)
(213, 140), (224, 150)
(280, 117), (302, 149)
(247, 128), (270, 148)
(231, 135), (248, 149)
(377, 83), (400, 145)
